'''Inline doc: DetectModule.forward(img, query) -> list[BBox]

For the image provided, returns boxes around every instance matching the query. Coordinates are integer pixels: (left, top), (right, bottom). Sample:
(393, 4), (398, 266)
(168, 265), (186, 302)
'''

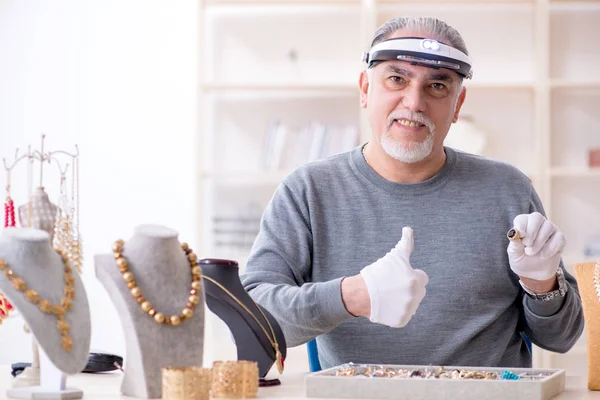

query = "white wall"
(0, 0), (199, 364)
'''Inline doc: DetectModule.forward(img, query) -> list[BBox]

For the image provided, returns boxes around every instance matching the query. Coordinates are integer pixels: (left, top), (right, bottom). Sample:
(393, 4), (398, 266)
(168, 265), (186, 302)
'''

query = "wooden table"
(0, 367), (599, 399)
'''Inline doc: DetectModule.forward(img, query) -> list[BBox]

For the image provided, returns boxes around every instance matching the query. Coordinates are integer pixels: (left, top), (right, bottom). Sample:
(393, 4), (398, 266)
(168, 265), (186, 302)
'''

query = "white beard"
(381, 129), (435, 163)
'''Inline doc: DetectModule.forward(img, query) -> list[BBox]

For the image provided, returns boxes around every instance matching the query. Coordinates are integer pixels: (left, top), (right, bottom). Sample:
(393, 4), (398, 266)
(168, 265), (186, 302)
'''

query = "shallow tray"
(305, 363), (565, 400)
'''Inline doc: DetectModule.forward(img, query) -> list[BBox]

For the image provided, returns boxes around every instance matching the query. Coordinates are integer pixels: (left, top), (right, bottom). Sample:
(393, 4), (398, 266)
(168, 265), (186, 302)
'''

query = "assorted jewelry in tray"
(332, 364), (553, 381)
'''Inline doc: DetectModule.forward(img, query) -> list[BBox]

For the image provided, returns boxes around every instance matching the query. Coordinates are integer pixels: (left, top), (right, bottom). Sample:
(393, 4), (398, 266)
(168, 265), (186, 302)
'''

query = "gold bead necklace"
(112, 240), (201, 326)
(0, 249), (76, 351)
(202, 275), (284, 374)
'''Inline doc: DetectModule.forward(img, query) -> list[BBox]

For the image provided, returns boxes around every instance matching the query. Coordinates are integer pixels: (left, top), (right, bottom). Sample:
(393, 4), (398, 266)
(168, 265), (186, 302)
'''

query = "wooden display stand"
(574, 262), (600, 391)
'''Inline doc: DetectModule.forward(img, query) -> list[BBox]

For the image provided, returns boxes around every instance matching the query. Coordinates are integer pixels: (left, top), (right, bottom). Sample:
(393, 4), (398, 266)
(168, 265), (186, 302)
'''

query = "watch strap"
(519, 267), (568, 301)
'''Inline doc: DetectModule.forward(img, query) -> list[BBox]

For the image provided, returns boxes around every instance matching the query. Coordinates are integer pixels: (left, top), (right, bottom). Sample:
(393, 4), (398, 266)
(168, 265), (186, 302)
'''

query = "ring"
(506, 228), (522, 241)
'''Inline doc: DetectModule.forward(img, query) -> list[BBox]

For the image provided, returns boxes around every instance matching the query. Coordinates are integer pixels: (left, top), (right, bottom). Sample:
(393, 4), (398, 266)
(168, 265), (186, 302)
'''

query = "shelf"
(206, 0), (359, 4)
(200, 170), (291, 185)
(551, 167), (600, 177)
(550, 2), (600, 11)
(205, 3), (362, 15)
(377, 0), (534, 2)
(464, 81), (535, 90)
(551, 81), (600, 89)
(377, 3), (534, 11)
(201, 83), (358, 94)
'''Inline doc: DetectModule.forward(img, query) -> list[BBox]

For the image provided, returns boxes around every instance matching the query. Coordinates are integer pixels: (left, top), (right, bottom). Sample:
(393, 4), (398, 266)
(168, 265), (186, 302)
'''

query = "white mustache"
(387, 110), (435, 134)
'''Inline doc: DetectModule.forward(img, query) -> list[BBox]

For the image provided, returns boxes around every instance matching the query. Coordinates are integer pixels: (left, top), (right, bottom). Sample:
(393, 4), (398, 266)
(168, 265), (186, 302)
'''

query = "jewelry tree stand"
(200, 258), (287, 378)
(2, 135), (82, 390)
(574, 262), (600, 390)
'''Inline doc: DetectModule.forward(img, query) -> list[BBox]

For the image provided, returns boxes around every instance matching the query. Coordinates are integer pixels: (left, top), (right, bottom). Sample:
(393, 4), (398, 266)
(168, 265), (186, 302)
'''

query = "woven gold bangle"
(211, 361), (259, 398)
(162, 367), (212, 400)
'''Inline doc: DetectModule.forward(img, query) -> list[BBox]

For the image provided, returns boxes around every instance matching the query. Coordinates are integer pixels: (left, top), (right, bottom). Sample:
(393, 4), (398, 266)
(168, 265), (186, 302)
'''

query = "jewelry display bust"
(94, 224), (205, 399)
(0, 228), (91, 399)
(201, 258), (287, 377)
(574, 262), (600, 391)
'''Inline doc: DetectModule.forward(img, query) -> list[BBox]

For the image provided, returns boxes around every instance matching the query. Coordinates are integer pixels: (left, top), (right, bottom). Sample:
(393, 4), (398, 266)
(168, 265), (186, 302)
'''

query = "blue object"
(501, 370), (520, 380)
(307, 333), (532, 372)
(521, 332), (532, 355)
(307, 338), (322, 372)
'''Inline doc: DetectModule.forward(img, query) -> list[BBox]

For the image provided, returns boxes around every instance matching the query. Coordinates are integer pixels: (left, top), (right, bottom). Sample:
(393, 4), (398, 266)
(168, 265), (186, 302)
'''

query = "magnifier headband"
(363, 37), (473, 79)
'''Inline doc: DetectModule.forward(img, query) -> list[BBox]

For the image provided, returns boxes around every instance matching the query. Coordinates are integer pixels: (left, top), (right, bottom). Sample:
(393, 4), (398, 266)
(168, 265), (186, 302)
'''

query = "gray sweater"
(241, 146), (584, 369)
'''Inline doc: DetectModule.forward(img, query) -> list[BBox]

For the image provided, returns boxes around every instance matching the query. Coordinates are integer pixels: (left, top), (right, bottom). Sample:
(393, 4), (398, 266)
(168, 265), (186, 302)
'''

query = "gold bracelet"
(211, 361), (259, 398)
(162, 367), (212, 400)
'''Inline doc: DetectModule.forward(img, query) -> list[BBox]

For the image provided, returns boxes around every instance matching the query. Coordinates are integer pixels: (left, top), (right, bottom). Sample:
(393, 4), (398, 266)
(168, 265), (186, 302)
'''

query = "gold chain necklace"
(0, 249), (76, 351)
(202, 275), (284, 374)
(112, 240), (202, 326)
(593, 261), (600, 303)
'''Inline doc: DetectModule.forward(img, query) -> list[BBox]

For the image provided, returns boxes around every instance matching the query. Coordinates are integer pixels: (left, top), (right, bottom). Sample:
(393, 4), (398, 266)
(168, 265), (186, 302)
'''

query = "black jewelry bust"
(200, 258), (287, 378)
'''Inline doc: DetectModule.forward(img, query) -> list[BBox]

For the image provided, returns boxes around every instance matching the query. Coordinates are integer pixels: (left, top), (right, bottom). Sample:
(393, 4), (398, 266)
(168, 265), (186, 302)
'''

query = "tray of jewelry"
(305, 363), (565, 400)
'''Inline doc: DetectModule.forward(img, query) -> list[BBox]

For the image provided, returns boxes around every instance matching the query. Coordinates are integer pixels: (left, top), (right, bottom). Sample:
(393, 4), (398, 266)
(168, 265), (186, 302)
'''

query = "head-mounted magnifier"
(362, 37), (473, 79)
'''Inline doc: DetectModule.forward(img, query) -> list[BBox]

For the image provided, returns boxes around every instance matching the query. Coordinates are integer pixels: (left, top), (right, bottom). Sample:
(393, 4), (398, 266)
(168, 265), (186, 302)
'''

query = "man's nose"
(401, 85), (426, 113)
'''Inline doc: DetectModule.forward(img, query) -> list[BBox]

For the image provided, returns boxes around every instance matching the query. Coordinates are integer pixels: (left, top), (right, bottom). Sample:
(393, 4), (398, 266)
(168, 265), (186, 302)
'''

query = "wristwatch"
(519, 267), (568, 301)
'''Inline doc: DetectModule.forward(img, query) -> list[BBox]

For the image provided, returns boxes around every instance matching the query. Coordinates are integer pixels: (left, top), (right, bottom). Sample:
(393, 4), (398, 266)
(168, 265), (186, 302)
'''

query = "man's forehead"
(375, 61), (460, 81)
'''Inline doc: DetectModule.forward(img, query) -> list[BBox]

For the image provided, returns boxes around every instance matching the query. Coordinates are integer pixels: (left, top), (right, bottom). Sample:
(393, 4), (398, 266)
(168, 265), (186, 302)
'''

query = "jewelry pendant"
(276, 349), (284, 374)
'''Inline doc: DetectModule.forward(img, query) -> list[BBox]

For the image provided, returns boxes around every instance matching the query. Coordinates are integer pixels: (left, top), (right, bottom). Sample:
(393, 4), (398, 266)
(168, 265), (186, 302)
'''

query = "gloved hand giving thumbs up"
(359, 227), (429, 328)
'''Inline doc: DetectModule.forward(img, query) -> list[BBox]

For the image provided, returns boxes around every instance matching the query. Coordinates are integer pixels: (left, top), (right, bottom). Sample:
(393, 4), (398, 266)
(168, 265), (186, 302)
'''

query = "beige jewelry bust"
(94, 224), (205, 399)
(0, 228), (91, 399)
(18, 187), (58, 241)
(574, 262), (600, 391)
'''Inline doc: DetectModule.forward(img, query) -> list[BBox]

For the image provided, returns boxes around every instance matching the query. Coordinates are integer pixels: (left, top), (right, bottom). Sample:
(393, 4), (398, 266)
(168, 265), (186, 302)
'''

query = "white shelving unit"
(198, 0), (600, 372)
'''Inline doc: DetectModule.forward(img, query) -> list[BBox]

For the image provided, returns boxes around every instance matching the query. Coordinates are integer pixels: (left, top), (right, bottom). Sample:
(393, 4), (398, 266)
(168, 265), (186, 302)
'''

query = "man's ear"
(452, 86), (467, 123)
(359, 70), (369, 109)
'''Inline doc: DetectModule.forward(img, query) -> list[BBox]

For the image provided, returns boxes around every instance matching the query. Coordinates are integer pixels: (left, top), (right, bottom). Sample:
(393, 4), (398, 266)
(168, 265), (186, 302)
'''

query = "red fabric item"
(4, 197), (16, 228)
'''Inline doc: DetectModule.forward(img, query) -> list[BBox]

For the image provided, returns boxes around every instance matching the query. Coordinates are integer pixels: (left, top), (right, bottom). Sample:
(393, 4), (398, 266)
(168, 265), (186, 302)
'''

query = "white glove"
(359, 227), (429, 328)
(507, 212), (566, 281)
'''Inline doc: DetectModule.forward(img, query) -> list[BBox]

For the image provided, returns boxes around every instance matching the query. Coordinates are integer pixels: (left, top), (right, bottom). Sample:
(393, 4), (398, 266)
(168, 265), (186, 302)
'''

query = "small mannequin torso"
(94, 224), (205, 399)
(18, 187), (58, 240)
(201, 259), (287, 377)
(0, 228), (91, 374)
(574, 262), (600, 391)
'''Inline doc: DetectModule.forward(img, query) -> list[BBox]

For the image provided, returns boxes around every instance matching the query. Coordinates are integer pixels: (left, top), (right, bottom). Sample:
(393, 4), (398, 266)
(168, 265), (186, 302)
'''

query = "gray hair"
(370, 17), (469, 56)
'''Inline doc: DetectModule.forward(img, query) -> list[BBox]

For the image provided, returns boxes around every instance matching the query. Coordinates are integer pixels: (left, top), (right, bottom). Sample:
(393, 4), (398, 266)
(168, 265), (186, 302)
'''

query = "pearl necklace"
(0, 249), (76, 351)
(112, 240), (201, 326)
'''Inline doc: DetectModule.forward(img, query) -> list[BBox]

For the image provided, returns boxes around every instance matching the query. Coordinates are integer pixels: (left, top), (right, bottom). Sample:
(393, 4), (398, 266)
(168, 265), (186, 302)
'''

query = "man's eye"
(431, 83), (446, 90)
(390, 76), (406, 84)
